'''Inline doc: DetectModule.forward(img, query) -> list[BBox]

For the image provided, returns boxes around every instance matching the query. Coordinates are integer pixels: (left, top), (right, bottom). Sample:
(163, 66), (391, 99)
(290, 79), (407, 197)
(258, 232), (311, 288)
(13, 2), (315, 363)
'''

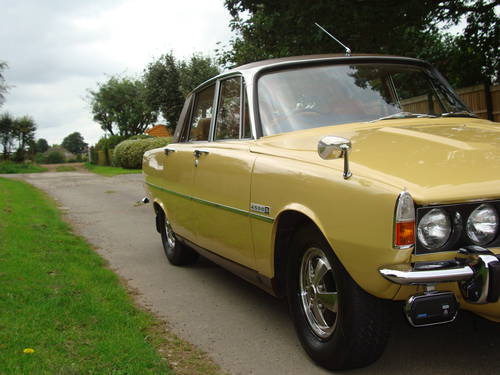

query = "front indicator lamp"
(394, 191), (415, 249)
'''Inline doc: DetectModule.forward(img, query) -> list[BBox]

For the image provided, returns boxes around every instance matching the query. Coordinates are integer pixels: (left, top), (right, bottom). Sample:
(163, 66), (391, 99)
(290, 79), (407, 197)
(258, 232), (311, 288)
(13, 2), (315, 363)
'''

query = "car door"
(191, 76), (256, 269)
(162, 84), (216, 242)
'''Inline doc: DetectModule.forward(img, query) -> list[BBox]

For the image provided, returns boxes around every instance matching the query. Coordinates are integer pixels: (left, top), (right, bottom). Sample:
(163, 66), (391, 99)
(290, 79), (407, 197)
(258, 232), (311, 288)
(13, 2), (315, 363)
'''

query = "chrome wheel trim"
(299, 247), (339, 339)
(164, 218), (176, 250)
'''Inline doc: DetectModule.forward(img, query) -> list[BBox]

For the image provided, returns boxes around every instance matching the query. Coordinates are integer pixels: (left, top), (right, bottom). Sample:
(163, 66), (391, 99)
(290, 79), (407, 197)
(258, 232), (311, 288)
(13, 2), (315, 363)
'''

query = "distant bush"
(0, 161), (47, 174)
(113, 137), (171, 169)
(35, 153), (47, 164)
(46, 151), (66, 164)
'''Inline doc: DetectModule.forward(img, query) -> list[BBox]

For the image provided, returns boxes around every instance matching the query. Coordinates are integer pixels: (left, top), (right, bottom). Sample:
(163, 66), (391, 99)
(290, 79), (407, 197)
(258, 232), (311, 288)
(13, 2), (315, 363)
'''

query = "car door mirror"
(317, 136), (352, 179)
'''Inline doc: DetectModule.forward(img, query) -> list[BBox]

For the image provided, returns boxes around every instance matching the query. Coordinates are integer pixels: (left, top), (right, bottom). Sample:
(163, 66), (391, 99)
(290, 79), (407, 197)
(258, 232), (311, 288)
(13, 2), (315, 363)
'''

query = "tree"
(0, 61), (8, 107)
(218, 0), (498, 86)
(143, 52), (220, 129)
(62, 132), (87, 154)
(430, 0), (499, 86)
(12, 115), (36, 160)
(177, 54), (220, 96)
(143, 52), (184, 129)
(36, 138), (49, 153)
(89, 76), (158, 137)
(0, 112), (14, 159)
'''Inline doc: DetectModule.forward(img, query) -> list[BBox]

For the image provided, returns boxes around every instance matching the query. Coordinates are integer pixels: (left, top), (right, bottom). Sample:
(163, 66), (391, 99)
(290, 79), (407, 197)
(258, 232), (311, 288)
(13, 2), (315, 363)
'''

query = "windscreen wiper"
(370, 112), (438, 122)
(440, 111), (478, 118)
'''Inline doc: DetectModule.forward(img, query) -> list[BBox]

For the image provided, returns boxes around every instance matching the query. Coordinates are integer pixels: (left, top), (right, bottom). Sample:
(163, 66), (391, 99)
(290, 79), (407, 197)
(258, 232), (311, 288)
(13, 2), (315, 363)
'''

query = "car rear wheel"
(158, 210), (198, 266)
(287, 224), (392, 370)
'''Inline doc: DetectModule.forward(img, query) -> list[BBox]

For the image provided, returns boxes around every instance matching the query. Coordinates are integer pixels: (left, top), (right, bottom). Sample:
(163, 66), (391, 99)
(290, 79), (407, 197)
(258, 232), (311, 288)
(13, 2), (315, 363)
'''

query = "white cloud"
(0, 0), (233, 145)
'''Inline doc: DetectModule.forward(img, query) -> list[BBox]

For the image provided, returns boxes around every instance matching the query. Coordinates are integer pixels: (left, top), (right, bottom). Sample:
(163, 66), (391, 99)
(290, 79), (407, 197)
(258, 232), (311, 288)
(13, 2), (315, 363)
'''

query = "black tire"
(286, 224), (392, 370)
(158, 210), (198, 266)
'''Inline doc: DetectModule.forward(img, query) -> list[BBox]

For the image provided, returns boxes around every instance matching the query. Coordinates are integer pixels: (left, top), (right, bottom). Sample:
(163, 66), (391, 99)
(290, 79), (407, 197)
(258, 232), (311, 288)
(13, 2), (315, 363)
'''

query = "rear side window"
(215, 77), (241, 140)
(189, 84), (215, 142)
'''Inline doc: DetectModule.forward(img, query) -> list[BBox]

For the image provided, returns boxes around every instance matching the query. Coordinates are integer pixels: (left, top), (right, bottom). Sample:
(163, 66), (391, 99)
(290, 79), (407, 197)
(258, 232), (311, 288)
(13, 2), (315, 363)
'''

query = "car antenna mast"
(315, 23), (351, 56)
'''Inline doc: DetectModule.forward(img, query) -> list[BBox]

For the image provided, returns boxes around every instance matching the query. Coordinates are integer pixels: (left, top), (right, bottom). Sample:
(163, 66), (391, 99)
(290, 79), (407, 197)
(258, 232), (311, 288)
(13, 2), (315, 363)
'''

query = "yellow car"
(143, 54), (500, 370)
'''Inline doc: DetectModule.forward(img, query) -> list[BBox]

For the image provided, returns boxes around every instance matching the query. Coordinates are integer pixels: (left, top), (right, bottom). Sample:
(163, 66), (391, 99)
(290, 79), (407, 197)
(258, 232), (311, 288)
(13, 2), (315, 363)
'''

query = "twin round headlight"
(417, 203), (499, 250)
(466, 204), (499, 245)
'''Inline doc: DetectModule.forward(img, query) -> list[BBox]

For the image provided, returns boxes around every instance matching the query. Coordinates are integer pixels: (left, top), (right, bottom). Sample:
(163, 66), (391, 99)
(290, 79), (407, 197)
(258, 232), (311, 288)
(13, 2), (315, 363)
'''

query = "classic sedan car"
(143, 54), (500, 370)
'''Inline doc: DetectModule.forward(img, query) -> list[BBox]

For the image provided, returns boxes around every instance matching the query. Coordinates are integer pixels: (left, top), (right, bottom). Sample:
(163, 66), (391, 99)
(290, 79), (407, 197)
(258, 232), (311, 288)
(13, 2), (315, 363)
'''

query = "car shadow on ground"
(190, 256), (500, 375)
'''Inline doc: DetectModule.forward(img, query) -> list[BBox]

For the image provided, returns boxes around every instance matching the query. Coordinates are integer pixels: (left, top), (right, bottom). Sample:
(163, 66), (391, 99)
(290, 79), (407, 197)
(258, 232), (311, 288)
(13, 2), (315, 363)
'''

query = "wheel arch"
(273, 206), (330, 298)
(153, 199), (166, 233)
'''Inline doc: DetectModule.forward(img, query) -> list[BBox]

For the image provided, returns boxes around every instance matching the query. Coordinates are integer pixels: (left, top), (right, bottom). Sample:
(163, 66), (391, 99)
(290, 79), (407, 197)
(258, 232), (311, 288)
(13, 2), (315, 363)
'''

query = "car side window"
(189, 84), (215, 142)
(215, 77), (241, 140)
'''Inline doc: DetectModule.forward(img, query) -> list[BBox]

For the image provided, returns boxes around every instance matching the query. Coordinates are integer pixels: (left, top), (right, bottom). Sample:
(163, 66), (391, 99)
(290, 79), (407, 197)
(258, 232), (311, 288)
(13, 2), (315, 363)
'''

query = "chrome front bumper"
(380, 261), (474, 284)
(380, 246), (500, 305)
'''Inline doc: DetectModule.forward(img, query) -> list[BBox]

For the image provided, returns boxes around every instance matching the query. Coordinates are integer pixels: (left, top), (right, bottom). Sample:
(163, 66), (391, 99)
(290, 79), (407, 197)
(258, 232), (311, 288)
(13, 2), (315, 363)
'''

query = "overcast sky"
(0, 0), (233, 145)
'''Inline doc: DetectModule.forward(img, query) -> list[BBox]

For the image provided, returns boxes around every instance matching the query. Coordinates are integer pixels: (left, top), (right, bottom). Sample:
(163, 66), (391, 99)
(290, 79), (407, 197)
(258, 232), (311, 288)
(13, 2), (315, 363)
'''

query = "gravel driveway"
(4, 170), (500, 375)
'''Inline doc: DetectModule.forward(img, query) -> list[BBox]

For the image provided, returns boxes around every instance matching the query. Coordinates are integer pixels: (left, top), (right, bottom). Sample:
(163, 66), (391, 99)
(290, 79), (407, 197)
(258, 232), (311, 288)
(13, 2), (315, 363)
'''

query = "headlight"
(417, 208), (452, 249)
(466, 204), (498, 245)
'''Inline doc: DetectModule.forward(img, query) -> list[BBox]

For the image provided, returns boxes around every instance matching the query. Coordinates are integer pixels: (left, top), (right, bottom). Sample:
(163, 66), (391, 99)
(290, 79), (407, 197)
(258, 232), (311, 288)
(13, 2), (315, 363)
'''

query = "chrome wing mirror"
(317, 136), (352, 179)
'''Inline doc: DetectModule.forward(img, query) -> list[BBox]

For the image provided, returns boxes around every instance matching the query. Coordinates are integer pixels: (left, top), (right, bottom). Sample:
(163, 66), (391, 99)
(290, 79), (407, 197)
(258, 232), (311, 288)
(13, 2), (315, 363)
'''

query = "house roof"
(145, 125), (171, 137)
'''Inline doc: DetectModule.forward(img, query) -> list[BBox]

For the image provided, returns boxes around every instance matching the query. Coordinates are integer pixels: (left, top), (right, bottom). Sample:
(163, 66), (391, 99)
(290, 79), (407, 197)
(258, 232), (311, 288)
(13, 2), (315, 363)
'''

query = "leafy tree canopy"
(143, 52), (183, 129)
(36, 138), (49, 153)
(143, 52), (220, 129)
(178, 53), (221, 96)
(89, 76), (158, 137)
(62, 132), (87, 154)
(0, 61), (8, 107)
(0, 112), (14, 158)
(4, 115), (37, 161)
(13, 115), (36, 151)
(218, 0), (498, 86)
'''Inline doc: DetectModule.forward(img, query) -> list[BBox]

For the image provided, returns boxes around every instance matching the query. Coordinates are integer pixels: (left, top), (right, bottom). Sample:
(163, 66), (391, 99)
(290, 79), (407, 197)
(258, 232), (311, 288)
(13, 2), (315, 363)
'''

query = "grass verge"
(0, 177), (170, 374)
(0, 161), (47, 174)
(0, 177), (227, 375)
(84, 162), (141, 177)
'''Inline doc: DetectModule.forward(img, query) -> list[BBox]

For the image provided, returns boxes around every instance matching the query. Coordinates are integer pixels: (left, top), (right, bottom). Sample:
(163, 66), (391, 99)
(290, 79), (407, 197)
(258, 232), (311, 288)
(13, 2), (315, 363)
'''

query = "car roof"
(192, 54), (429, 93)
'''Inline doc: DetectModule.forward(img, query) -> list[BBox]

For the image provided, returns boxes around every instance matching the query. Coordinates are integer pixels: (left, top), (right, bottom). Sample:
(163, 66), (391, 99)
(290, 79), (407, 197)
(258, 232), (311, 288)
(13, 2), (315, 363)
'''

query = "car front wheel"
(287, 224), (392, 370)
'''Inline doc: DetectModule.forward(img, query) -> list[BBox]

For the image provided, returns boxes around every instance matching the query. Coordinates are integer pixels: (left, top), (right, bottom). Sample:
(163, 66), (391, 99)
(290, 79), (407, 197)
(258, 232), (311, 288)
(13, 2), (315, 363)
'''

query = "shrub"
(13, 148), (26, 162)
(95, 135), (128, 151)
(46, 151), (66, 164)
(113, 137), (171, 169)
(90, 146), (98, 165)
(34, 153), (47, 164)
(0, 161), (47, 174)
(128, 134), (154, 140)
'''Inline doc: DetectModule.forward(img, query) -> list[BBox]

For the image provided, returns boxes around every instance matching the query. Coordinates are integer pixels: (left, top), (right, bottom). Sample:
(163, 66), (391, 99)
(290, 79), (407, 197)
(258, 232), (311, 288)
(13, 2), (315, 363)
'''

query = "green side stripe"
(146, 182), (275, 223)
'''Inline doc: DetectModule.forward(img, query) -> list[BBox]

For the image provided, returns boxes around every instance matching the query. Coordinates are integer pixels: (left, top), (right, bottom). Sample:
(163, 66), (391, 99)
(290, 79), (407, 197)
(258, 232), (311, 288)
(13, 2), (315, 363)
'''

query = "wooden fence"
(456, 84), (499, 122)
(402, 83), (499, 122)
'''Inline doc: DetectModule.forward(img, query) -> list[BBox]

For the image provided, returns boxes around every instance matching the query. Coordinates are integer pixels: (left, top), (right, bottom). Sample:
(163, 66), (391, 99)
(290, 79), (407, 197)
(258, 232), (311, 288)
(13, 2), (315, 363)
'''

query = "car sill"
(177, 235), (278, 297)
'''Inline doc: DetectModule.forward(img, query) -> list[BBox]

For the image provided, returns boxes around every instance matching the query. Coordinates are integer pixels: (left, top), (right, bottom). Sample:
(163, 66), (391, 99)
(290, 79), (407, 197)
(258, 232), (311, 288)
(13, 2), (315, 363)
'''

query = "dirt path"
(39, 162), (87, 172)
(3, 171), (500, 375)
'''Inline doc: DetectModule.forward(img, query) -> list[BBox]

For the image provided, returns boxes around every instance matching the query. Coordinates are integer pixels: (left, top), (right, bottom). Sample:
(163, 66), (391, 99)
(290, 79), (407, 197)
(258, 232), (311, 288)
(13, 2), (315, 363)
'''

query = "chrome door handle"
(164, 147), (176, 155)
(193, 149), (210, 158)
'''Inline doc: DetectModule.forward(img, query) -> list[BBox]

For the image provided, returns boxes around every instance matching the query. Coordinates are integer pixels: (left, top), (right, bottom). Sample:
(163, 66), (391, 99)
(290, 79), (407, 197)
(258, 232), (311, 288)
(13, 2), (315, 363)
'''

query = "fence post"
(484, 81), (494, 121)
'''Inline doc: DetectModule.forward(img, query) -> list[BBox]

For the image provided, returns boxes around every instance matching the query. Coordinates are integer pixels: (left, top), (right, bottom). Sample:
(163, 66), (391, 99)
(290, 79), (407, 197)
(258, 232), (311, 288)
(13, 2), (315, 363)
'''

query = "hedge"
(46, 150), (66, 164)
(113, 137), (171, 169)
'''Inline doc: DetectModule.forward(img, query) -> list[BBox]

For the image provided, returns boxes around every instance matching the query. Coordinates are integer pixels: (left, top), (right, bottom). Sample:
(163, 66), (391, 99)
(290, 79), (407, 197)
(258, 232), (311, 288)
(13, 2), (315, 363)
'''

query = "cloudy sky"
(0, 0), (233, 145)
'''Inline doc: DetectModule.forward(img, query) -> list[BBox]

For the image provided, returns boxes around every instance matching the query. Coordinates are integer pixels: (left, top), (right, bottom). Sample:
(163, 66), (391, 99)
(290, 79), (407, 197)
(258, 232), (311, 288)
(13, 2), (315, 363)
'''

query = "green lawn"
(0, 161), (47, 174)
(84, 162), (141, 177)
(0, 178), (171, 374)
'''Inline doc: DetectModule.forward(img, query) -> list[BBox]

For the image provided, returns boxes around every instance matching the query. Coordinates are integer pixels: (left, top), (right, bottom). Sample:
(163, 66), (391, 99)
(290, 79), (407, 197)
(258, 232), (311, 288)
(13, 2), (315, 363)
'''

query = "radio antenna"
(315, 23), (351, 56)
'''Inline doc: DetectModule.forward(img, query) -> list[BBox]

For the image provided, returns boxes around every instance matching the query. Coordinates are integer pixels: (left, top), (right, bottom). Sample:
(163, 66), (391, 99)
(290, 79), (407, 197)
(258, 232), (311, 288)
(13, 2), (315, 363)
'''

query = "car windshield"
(257, 63), (472, 136)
